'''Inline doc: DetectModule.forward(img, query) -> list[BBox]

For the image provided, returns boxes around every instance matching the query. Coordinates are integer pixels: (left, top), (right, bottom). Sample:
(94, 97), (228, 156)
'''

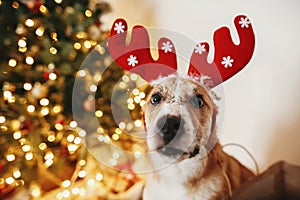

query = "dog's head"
(143, 74), (216, 162)
(108, 16), (255, 164)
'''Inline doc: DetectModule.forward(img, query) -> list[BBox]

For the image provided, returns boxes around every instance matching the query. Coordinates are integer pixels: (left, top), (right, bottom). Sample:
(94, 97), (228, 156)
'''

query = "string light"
(79, 160), (86, 166)
(112, 134), (119, 141)
(18, 46), (27, 53)
(41, 107), (49, 116)
(96, 173), (103, 181)
(25, 56), (34, 65)
(47, 134), (55, 142)
(122, 75), (130, 83)
(25, 152), (33, 160)
(1, 126), (8, 132)
(85, 10), (92, 17)
(93, 73), (102, 82)
(73, 137), (82, 145)
(8, 58), (17, 67)
(130, 74), (138, 81)
(0, 116), (5, 123)
(15, 24), (25, 35)
(113, 152), (120, 159)
(63, 190), (71, 198)
(13, 131), (22, 140)
(30, 184), (41, 198)
(35, 26), (44, 36)
(62, 180), (71, 188)
(95, 110), (103, 118)
(132, 88), (139, 96)
(89, 84), (97, 92)
(11, 1), (19, 9)
(44, 152), (54, 160)
(87, 179), (95, 187)
(53, 105), (62, 113)
(40, 98), (49, 106)
(38, 143), (47, 151)
(119, 81), (127, 89)
(79, 188), (86, 196)
(13, 169), (21, 179)
(39, 5), (48, 14)
(25, 19), (34, 27)
(56, 192), (63, 200)
(127, 103), (135, 110)
(97, 127), (104, 134)
(18, 38), (26, 47)
(127, 98), (133, 104)
(78, 130), (86, 137)
(51, 32), (58, 42)
(134, 96), (141, 103)
(76, 32), (87, 39)
(68, 144), (78, 154)
(140, 100), (146, 107)
(49, 73), (57, 80)
(134, 151), (141, 158)
(6, 154), (16, 162)
(72, 187), (80, 195)
(126, 123), (134, 131)
(83, 40), (91, 49)
(6, 177), (14, 185)
(54, 0), (63, 4)
(134, 120), (143, 127)
(74, 42), (81, 50)
(67, 134), (75, 142)
(44, 159), (54, 167)
(118, 122), (126, 129)
(22, 145), (31, 152)
(78, 170), (86, 178)
(77, 70), (86, 77)
(49, 47), (57, 54)
(23, 83), (32, 90)
(109, 159), (117, 166)
(139, 92), (146, 98)
(69, 121), (77, 128)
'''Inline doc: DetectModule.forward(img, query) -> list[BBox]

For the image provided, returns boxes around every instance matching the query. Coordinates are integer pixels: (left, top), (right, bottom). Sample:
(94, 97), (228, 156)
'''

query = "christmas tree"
(0, 0), (146, 199)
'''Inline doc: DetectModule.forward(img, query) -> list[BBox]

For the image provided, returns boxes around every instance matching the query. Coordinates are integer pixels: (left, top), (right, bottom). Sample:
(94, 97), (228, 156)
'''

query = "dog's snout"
(157, 115), (184, 144)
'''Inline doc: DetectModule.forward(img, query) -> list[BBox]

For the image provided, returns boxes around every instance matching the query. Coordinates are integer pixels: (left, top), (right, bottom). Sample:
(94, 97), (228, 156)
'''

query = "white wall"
(105, 0), (300, 172)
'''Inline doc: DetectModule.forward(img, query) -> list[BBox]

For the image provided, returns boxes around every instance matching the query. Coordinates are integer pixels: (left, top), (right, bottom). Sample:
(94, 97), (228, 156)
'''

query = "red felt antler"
(108, 19), (178, 82)
(188, 15), (255, 87)
(108, 15), (255, 86)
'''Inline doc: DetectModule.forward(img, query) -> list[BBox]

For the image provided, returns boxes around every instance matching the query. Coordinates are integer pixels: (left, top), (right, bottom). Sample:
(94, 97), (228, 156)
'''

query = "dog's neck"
(143, 143), (226, 200)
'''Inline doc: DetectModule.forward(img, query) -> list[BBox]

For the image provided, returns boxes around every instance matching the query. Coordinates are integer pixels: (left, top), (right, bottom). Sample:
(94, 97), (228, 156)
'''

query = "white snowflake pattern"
(161, 41), (173, 53)
(114, 22), (125, 34)
(127, 55), (138, 67)
(221, 56), (234, 68)
(194, 44), (206, 54)
(239, 17), (251, 28)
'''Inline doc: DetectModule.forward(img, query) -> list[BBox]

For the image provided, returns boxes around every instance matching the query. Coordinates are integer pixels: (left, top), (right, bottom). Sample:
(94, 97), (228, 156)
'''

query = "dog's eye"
(151, 93), (162, 105)
(190, 94), (204, 108)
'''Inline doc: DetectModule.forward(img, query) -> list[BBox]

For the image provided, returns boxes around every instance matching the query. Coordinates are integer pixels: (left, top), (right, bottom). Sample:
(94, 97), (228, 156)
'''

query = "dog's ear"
(211, 105), (218, 133)
(205, 104), (219, 151)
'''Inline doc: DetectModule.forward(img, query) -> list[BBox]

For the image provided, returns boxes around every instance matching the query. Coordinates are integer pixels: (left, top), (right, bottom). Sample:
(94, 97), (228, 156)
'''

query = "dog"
(142, 74), (254, 200)
(107, 15), (256, 200)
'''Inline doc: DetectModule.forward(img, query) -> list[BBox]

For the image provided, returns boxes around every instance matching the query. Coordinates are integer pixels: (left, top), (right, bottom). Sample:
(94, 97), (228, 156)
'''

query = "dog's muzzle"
(156, 115), (187, 156)
(157, 115), (185, 145)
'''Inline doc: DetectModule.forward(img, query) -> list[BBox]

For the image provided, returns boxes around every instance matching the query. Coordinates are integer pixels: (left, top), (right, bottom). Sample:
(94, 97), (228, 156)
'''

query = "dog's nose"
(157, 115), (184, 144)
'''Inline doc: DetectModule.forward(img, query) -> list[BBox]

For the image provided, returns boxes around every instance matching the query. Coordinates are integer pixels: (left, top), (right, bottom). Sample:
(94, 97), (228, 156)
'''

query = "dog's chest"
(143, 163), (221, 200)
(143, 175), (189, 200)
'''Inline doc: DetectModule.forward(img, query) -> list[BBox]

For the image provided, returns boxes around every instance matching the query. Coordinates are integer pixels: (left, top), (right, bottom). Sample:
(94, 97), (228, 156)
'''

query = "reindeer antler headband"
(108, 15), (255, 87)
